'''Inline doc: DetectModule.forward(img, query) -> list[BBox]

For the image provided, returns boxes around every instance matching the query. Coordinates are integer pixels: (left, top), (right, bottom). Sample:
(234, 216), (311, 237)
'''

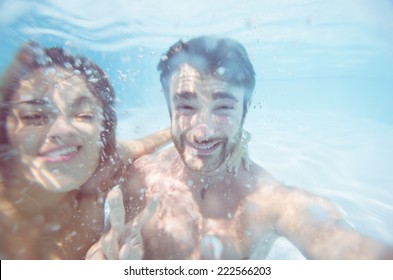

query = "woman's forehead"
(13, 66), (92, 102)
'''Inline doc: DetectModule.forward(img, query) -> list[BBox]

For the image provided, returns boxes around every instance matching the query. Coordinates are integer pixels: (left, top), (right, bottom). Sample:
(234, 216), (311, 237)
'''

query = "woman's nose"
(46, 117), (78, 143)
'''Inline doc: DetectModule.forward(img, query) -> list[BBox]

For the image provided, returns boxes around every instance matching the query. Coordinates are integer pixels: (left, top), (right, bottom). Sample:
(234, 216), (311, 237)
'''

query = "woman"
(0, 42), (172, 259)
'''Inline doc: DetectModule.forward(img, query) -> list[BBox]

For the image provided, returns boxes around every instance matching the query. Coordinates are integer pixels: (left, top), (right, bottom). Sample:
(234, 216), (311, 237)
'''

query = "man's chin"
(179, 144), (230, 173)
(183, 158), (226, 174)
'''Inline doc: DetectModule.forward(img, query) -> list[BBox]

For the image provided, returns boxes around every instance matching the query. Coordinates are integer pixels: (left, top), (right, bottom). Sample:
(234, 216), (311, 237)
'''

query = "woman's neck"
(2, 172), (78, 218)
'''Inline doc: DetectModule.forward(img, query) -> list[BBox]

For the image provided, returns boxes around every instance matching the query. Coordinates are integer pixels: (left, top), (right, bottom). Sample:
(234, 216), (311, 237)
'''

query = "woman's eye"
(176, 105), (195, 113)
(182, 105), (194, 110)
(75, 113), (94, 120)
(21, 113), (49, 126)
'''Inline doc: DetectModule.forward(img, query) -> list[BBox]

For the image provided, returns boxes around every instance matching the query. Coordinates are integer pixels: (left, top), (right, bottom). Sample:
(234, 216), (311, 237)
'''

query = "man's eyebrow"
(212, 91), (239, 102)
(173, 91), (196, 101)
(13, 99), (48, 106)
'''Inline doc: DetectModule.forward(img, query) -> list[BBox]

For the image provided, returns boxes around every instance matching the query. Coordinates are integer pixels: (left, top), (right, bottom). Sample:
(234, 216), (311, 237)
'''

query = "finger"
(85, 242), (106, 260)
(119, 242), (144, 260)
(101, 228), (120, 260)
(226, 159), (234, 173)
(226, 148), (240, 174)
(118, 197), (159, 260)
(243, 156), (251, 172)
(133, 196), (160, 231)
(120, 225), (145, 260)
(118, 223), (142, 259)
(229, 155), (239, 174)
(107, 186), (125, 233)
(119, 243), (132, 260)
(241, 129), (251, 172)
(242, 129), (251, 142)
(242, 145), (250, 172)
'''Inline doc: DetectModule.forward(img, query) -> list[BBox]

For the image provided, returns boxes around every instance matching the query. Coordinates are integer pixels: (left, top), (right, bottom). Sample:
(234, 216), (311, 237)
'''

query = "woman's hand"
(226, 129), (251, 174)
(85, 187), (158, 260)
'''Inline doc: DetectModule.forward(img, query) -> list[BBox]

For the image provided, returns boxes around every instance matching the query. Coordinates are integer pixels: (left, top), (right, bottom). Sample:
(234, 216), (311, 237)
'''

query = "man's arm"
(273, 185), (393, 259)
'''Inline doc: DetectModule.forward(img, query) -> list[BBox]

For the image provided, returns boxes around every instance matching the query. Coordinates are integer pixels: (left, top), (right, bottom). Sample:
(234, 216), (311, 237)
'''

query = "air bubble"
(64, 62), (72, 69)
(216, 66), (226, 75)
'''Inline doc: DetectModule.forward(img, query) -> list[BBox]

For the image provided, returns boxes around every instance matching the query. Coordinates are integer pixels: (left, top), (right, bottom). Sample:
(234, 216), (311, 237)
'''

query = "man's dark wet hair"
(157, 36), (255, 116)
(0, 41), (117, 166)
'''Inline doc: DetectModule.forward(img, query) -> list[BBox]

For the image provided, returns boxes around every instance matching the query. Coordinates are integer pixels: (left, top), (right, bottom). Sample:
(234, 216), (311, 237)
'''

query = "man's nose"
(193, 112), (215, 141)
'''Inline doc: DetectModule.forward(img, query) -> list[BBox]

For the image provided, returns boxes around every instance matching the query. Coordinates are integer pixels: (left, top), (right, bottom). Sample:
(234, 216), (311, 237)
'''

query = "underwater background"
(1, 0), (392, 258)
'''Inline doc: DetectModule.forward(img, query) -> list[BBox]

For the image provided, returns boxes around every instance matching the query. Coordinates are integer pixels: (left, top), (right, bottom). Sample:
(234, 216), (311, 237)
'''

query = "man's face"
(168, 64), (246, 173)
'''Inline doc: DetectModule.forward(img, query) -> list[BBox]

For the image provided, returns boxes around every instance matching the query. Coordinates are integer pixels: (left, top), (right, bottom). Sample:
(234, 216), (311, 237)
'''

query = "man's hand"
(86, 187), (159, 260)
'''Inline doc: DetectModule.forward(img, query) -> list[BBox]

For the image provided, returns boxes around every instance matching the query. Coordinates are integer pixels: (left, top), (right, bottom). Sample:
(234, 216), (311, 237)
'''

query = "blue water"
(1, 0), (393, 257)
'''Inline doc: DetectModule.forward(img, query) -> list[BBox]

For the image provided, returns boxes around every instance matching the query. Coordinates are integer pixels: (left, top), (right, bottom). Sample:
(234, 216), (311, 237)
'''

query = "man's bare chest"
(141, 187), (275, 259)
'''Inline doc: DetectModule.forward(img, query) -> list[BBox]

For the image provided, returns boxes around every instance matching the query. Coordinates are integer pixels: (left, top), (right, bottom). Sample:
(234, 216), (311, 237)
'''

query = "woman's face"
(5, 66), (104, 192)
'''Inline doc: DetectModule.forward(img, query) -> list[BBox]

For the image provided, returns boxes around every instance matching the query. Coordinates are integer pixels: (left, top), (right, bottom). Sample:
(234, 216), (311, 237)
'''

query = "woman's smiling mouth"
(39, 145), (81, 163)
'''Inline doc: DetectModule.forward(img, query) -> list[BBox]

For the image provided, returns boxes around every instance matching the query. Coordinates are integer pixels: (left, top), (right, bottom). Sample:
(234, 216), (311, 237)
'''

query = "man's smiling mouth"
(188, 141), (222, 155)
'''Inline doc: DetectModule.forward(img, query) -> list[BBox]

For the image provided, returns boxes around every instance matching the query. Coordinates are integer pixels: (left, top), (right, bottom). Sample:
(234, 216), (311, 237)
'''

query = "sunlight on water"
(1, 0), (392, 258)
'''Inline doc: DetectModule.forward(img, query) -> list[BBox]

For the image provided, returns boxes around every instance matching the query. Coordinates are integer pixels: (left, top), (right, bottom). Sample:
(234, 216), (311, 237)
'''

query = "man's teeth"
(194, 142), (216, 150)
(46, 146), (78, 157)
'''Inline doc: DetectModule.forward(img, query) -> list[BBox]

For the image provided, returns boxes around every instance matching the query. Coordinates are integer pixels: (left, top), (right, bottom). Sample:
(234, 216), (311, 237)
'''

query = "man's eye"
(21, 113), (49, 126)
(216, 105), (234, 111)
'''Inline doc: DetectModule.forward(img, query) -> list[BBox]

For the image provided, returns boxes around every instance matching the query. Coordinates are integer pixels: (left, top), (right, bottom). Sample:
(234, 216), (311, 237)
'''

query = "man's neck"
(180, 156), (243, 194)
(181, 152), (230, 178)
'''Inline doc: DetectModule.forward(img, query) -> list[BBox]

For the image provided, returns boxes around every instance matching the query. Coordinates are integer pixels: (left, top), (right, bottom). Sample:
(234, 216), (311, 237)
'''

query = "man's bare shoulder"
(241, 161), (283, 193)
(131, 146), (178, 173)
(123, 147), (178, 197)
(241, 162), (341, 221)
(246, 162), (329, 201)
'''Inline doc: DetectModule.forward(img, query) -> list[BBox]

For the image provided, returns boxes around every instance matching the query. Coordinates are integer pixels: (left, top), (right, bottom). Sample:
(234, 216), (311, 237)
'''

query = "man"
(90, 36), (393, 260)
